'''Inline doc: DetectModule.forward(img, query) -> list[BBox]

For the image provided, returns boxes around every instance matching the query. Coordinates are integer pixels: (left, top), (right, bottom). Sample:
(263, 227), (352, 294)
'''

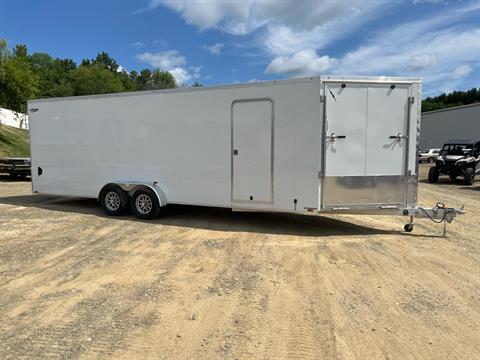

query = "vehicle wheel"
(404, 223), (414, 232)
(428, 157), (435, 163)
(428, 166), (439, 183)
(100, 185), (130, 216)
(131, 188), (160, 220)
(464, 167), (475, 185)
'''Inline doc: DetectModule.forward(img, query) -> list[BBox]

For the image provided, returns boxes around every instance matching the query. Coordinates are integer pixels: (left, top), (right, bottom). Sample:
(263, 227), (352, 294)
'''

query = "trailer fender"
(99, 182), (168, 207)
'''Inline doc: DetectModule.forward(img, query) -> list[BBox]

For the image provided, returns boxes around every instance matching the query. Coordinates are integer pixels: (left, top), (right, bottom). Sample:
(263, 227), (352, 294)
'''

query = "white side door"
(232, 99), (273, 203)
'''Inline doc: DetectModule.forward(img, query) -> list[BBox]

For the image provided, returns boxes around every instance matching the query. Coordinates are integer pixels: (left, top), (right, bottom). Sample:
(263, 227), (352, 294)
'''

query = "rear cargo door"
(366, 84), (410, 175)
(232, 99), (273, 203)
(322, 82), (411, 208)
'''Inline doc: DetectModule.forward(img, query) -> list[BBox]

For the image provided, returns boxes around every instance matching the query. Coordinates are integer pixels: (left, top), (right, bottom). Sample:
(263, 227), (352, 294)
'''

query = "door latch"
(326, 132), (346, 141)
(389, 133), (407, 140)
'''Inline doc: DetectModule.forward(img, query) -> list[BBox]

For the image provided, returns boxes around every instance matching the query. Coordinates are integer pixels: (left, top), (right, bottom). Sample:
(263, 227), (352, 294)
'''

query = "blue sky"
(1, 0), (479, 96)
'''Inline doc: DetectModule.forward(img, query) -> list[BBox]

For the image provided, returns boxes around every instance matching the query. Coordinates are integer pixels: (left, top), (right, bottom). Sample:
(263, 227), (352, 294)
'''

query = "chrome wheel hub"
(136, 194), (153, 214)
(105, 191), (121, 211)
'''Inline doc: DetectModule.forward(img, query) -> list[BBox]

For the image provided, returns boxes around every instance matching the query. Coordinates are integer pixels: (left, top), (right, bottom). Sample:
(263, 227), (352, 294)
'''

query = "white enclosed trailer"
(28, 76), (463, 232)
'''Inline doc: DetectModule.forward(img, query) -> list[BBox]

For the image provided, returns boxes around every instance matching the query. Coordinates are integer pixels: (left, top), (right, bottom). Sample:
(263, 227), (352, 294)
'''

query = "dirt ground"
(0, 165), (479, 359)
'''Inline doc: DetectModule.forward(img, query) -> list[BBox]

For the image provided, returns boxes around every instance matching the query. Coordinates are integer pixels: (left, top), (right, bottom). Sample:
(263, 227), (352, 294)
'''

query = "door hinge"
(320, 95), (326, 103)
(408, 96), (414, 104)
(318, 171), (323, 179)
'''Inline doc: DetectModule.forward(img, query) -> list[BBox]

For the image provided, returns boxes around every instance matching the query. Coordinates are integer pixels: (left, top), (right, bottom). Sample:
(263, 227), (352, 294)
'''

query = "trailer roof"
(28, 75), (421, 105)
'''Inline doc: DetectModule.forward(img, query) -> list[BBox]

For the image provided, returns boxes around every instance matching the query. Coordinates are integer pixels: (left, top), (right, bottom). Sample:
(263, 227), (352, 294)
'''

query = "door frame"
(320, 81), (414, 209)
(230, 98), (275, 204)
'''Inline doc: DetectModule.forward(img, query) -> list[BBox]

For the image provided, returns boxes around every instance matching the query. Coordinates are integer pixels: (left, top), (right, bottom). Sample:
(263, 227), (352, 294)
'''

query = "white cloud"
(265, 49), (337, 77)
(412, 0), (444, 4)
(203, 43), (224, 55)
(145, 0), (388, 39)
(136, 50), (186, 69)
(169, 67), (191, 84)
(189, 65), (202, 79)
(142, 0), (480, 94)
(131, 41), (146, 49)
(153, 38), (168, 47)
(406, 53), (439, 71)
(331, 3), (480, 93)
(117, 65), (128, 73)
(136, 49), (201, 85)
(452, 64), (472, 79)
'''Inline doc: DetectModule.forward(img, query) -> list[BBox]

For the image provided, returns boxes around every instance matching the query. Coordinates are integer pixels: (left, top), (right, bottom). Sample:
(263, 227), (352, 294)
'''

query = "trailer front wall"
(29, 79), (322, 213)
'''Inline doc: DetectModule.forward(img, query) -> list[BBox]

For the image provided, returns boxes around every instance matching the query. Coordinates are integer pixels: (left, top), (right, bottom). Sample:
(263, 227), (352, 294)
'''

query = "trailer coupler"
(403, 202), (465, 236)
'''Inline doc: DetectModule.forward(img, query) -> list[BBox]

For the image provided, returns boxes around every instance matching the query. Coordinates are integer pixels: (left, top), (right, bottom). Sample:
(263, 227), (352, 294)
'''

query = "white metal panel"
(232, 100), (273, 203)
(293, 81), (321, 210)
(29, 78), (322, 213)
(324, 83), (368, 176)
(365, 85), (409, 175)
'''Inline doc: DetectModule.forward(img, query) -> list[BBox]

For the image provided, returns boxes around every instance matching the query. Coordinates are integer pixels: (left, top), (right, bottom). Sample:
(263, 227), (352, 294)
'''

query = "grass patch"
(0, 124), (30, 157)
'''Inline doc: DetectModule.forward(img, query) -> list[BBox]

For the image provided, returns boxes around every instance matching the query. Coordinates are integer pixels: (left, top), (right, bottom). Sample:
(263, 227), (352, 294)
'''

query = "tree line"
(422, 88), (480, 112)
(0, 40), (200, 114)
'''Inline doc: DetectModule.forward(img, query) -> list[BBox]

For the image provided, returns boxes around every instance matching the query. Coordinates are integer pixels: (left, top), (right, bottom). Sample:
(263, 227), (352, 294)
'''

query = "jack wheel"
(404, 223), (414, 232)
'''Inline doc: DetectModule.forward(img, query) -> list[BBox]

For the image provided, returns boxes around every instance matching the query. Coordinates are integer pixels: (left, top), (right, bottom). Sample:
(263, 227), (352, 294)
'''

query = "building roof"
(445, 139), (479, 145)
(422, 102), (480, 115)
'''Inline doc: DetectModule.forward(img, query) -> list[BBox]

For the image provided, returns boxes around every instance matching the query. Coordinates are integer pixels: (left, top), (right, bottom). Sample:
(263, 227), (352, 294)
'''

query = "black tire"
(428, 157), (435, 163)
(131, 188), (160, 220)
(428, 166), (439, 183)
(464, 167), (475, 185)
(404, 223), (414, 232)
(100, 184), (130, 216)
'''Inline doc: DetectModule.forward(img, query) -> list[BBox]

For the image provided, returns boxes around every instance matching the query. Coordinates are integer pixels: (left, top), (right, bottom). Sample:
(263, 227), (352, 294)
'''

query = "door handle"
(389, 133), (407, 140)
(326, 132), (346, 141)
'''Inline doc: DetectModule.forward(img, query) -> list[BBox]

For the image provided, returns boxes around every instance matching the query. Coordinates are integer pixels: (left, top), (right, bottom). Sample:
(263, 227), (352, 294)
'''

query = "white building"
(0, 107), (29, 129)
(420, 103), (480, 149)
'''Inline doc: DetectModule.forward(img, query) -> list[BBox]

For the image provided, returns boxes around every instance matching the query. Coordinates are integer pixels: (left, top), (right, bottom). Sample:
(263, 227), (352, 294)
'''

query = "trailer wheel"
(100, 185), (130, 216)
(428, 166), (439, 183)
(464, 167), (475, 185)
(404, 223), (414, 232)
(131, 188), (160, 220)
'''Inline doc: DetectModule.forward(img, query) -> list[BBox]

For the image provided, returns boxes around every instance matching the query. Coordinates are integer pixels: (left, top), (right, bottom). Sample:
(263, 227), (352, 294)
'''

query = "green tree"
(0, 41), (38, 113)
(136, 69), (152, 91)
(116, 68), (136, 92)
(150, 69), (176, 90)
(29, 52), (76, 98)
(92, 52), (119, 73)
(69, 65), (124, 95)
(422, 88), (480, 112)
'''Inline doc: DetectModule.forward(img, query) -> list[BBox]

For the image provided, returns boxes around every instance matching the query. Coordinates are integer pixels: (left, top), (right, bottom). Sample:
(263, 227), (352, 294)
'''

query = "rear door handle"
(326, 132), (346, 140)
(389, 133), (407, 140)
